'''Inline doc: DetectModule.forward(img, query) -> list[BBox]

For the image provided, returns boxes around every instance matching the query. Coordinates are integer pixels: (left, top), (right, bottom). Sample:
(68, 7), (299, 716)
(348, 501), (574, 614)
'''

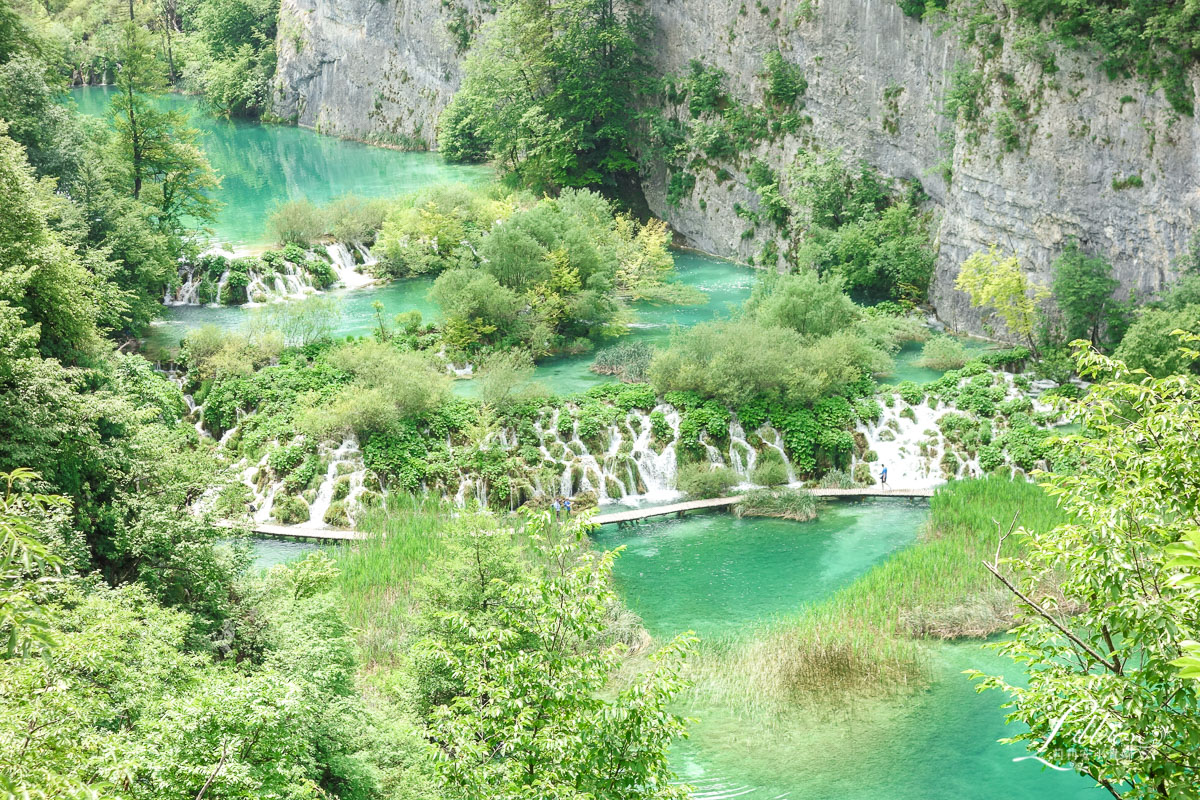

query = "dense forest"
(2, 0), (1200, 798)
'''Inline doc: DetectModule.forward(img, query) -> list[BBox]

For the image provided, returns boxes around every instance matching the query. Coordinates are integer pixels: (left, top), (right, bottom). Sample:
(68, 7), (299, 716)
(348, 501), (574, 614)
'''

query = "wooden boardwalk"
(217, 487), (935, 540)
(591, 487), (934, 527)
(213, 519), (364, 542)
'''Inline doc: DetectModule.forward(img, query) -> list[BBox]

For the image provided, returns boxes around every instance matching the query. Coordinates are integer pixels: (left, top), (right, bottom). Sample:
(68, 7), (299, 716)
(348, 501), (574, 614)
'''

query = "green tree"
(0, 131), (102, 361)
(110, 22), (217, 226)
(973, 344), (1200, 797)
(1051, 243), (1126, 348)
(438, 0), (649, 191)
(0, 468), (68, 658)
(0, 555), (397, 798)
(748, 270), (861, 339)
(1112, 304), (1200, 377)
(955, 246), (1049, 354)
(419, 511), (694, 800)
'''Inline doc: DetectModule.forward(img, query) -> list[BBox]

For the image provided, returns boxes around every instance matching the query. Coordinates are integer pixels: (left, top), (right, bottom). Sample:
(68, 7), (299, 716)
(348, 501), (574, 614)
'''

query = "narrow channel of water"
(594, 501), (1100, 798)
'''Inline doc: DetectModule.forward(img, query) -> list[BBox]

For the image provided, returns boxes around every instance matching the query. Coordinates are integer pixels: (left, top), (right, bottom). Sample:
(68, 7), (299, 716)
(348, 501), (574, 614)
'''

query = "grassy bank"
(687, 477), (1065, 716)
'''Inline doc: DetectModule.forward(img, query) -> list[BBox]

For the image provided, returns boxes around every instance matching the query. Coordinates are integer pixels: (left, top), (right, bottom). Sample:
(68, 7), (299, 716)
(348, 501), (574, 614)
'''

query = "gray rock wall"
(271, 0), (484, 147)
(273, 0), (1200, 336)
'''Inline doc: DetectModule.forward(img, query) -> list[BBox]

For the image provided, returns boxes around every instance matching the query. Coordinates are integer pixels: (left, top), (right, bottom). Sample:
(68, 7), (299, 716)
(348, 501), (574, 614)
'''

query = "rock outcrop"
(272, 0), (1200, 335)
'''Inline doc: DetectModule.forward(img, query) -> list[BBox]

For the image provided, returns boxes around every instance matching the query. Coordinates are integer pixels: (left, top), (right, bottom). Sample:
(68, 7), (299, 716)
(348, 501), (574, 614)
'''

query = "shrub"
(1112, 304), (1200, 377)
(649, 410), (672, 442)
(591, 341), (654, 383)
(896, 381), (924, 405)
(750, 450), (789, 487)
(325, 195), (389, 244)
(810, 468), (854, 489)
(651, 319), (886, 407)
(916, 336), (969, 370)
(762, 51), (807, 107)
(676, 463), (739, 499)
(271, 494), (310, 524)
(268, 199), (326, 245)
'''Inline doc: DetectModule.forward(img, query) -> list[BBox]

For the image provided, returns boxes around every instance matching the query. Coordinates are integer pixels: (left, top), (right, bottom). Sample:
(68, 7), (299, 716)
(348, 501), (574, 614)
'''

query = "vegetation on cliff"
(439, 0), (651, 193)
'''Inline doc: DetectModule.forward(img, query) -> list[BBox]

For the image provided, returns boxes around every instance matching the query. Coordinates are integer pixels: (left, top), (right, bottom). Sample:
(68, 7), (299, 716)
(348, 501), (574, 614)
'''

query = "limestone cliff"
(271, 0), (484, 148)
(272, 0), (1200, 335)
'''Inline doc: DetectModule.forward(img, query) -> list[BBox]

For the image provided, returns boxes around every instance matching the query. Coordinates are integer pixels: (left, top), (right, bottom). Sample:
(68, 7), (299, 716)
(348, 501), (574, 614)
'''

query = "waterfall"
(328, 242), (376, 289)
(855, 396), (945, 488)
(212, 270), (230, 307)
(168, 266), (203, 305)
(168, 241), (379, 307)
(625, 406), (682, 504)
(300, 438), (364, 529)
(728, 420), (758, 483)
(183, 393), (210, 439)
(756, 427), (796, 485)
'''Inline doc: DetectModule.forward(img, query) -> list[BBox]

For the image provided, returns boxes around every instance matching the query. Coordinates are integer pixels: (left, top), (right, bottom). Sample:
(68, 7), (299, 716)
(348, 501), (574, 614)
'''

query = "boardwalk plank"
(590, 488), (934, 526)
(215, 487), (934, 540)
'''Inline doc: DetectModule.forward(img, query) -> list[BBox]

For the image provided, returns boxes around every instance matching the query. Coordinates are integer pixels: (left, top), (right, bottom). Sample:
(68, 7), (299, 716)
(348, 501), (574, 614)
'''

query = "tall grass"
(333, 494), (454, 667)
(733, 488), (818, 521)
(686, 477), (1066, 715)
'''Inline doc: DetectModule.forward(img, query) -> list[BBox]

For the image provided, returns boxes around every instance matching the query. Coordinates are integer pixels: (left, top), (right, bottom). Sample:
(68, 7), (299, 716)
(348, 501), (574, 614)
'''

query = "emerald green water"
(71, 88), (490, 248)
(883, 337), (996, 386)
(246, 537), (324, 569)
(593, 499), (926, 638)
(595, 502), (1100, 799)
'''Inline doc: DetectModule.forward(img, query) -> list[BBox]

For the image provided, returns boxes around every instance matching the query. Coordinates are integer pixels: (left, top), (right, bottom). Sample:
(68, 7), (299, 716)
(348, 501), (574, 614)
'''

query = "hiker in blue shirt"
(880, 465), (888, 487)
(564, 498), (572, 513)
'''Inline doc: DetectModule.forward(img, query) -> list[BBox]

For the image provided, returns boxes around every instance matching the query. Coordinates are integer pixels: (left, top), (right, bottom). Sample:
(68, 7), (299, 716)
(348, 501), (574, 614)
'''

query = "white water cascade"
(166, 242), (380, 306)
(300, 438), (368, 529)
(327, 242), (377, 289)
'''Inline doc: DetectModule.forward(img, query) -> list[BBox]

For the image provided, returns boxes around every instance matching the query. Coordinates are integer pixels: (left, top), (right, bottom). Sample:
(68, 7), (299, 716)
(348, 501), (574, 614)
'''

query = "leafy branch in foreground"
(0, 468), (68, 658)
(972, 341), (1200, 799)
(419, 510), (695, 800)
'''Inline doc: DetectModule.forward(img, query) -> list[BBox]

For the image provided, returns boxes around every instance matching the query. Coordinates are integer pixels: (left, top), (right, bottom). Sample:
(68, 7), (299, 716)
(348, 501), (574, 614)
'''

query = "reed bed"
(733, 488), (819, 521)
(333, 494), (455, 667)
(686, 477), (1066, 715)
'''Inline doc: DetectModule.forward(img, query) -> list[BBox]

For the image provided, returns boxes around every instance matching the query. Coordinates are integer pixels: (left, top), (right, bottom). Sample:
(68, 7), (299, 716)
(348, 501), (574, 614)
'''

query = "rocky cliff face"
(271, 0), (483, 147)
(273, 0), (1200, 335)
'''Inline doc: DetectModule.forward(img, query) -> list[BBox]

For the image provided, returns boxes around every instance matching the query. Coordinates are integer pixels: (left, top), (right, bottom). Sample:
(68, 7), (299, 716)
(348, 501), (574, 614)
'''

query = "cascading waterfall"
(301, 438), (367, 529)
(167, 242), (380, 306)
(327, 242), (376, 289)
(756, 428), (796, 484)
(850, 371), (1067, 488)
(853, 399), (946, 488)
(727, 421), (758, 486)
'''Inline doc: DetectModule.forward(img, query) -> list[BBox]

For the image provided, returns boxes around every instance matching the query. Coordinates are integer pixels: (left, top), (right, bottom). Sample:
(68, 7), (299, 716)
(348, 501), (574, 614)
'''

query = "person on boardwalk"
(880, 465), (888, 487)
